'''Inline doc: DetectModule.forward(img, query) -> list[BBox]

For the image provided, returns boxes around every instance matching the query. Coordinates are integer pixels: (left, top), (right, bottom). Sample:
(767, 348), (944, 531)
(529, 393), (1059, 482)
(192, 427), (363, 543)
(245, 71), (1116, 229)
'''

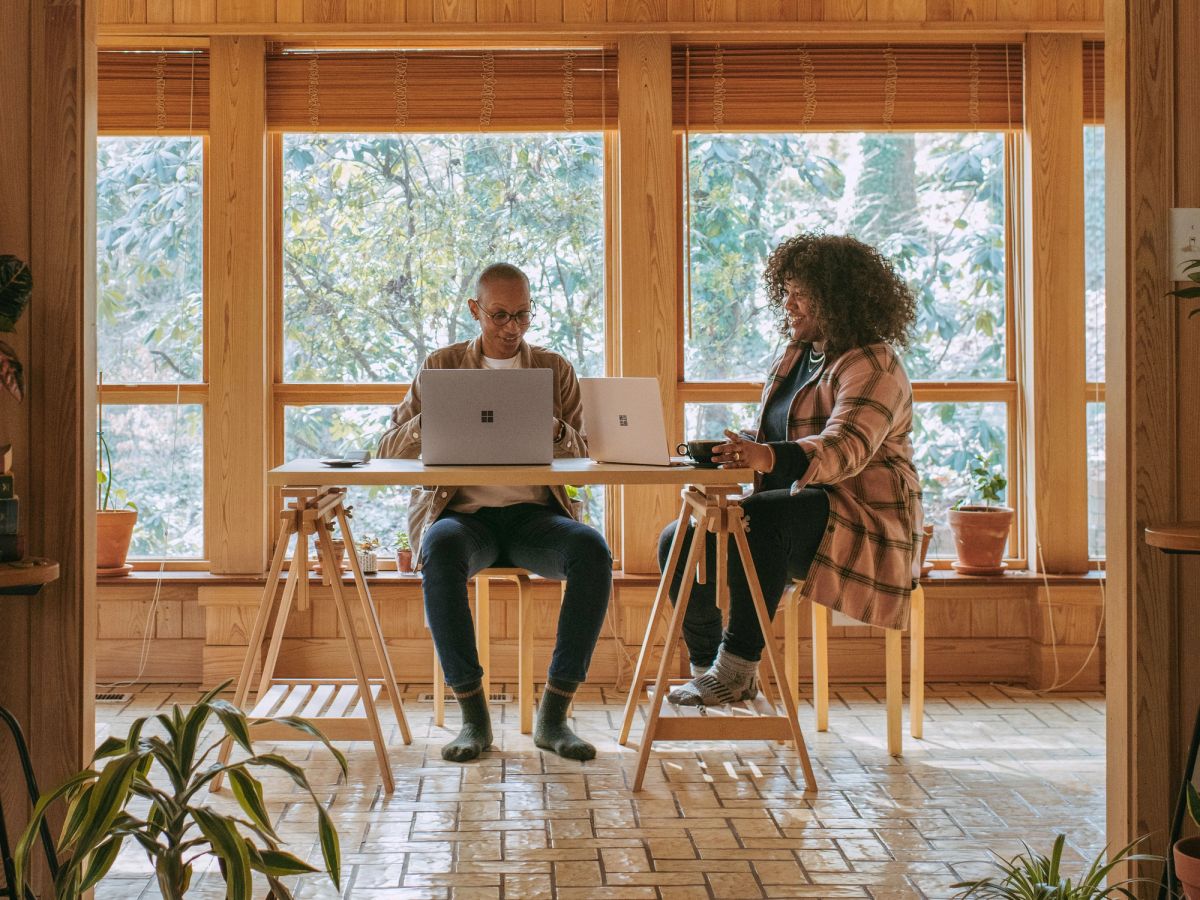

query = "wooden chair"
(781, 580), (925, 757)
(432, 568), (560, 735)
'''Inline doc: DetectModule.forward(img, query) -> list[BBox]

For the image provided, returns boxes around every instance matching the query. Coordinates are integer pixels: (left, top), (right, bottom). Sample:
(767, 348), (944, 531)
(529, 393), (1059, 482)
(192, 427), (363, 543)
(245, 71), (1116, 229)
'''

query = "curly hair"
(762, 233), (917, 355)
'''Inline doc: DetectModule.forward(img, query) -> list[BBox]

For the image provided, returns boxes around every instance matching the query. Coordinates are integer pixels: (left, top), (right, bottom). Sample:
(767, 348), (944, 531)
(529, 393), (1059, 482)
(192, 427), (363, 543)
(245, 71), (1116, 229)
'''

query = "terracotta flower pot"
(1176, 836), (1200, 899)
(96, 508), (137, 571)
(314, 539), (346, 582)
(948, 505), (1013, 575)
(395, 548), (414, 573)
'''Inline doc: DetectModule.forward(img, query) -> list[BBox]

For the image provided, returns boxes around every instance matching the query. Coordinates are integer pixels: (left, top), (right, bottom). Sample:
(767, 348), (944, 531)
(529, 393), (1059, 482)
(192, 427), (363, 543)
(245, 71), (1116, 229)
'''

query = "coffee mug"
(676, 439), (722, 468)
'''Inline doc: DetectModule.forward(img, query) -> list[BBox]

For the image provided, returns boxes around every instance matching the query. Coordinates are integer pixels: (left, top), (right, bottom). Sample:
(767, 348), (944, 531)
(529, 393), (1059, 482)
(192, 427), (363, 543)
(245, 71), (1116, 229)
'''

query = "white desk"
(269, 457), (749, 488)
(255, 458), (816, 793)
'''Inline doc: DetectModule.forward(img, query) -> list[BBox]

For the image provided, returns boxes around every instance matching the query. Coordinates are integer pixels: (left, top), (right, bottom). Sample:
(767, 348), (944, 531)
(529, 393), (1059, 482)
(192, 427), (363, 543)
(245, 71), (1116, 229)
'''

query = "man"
(378, 263), (612, 763)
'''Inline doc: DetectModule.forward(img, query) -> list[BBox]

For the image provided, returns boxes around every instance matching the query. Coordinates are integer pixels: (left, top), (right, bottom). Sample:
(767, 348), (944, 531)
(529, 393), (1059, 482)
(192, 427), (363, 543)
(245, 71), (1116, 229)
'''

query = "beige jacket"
(377, 337), (587, 564)
(755, 341), (923, 631)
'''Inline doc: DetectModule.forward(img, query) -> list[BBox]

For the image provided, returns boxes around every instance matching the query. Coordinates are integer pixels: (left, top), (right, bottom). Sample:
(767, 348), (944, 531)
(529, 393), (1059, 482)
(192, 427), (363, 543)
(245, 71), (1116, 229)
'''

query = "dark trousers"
(420, 503), (612, 688)
(657, 488), (830, 666)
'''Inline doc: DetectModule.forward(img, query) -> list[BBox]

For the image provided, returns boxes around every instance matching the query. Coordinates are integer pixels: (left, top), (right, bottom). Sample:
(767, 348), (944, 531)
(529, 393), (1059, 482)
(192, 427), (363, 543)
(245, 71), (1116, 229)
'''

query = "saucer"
(951, 561), (1007, 576)
(97, 564), (134, 578)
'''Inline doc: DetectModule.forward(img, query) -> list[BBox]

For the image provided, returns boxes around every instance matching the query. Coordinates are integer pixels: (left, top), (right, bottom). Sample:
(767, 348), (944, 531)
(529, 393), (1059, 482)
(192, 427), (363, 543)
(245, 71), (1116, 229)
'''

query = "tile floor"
(92, 681), (1105, 899)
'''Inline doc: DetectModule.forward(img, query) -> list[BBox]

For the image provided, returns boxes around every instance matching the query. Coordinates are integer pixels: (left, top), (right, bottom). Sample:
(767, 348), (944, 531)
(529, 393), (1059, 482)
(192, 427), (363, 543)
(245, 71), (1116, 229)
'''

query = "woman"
(661, 233), (923, 706)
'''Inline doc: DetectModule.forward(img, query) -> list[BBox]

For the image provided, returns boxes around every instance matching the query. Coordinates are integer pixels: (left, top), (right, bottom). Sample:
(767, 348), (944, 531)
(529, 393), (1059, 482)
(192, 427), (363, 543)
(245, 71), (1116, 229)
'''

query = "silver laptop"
(422, 369), (553, 465)
(580, 377), (674, 466)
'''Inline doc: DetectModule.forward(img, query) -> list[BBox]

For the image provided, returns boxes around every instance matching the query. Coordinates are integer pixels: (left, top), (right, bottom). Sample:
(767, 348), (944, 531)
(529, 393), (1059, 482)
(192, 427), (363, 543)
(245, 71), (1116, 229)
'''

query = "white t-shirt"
(446, 354), (553, 514)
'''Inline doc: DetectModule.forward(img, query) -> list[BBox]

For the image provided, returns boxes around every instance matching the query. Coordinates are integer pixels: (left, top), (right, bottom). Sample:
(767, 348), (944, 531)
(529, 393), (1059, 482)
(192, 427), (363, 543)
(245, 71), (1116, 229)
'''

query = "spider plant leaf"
(228, 767), (278, 841)
(1188, 782), (1200, 827)
(269, 716), (349, 775)
(317, 803), (342, 889)
(192, 807), (253, 900)
(251, 847), (319, 878)
(74, 753), (141, 855)
(80, 835), (125, 890)
(209, 699), (255, 755)
(12, 770), (95, 891)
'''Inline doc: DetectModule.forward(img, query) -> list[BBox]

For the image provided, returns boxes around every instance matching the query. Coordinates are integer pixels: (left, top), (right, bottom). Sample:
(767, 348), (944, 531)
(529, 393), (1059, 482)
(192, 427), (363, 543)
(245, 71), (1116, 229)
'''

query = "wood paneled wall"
(207, 37), (270, 573)
(94, 575), (1106, 691)
(1105, 0), (1200, 876)
(0, 0), (95, 891)
(617, 35), (678, 574)
(96, 0), (1103, 28)
(1022, 33), (1088, 573)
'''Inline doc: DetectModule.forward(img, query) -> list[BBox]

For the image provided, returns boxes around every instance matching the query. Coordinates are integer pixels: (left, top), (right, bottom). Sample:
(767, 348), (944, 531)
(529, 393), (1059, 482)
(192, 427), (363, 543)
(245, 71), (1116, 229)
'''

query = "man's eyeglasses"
(476, 305), (534, 326)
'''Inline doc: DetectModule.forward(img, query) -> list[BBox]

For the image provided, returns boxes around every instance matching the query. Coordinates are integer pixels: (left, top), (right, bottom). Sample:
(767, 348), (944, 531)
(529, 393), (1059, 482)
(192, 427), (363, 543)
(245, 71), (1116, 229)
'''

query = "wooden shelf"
(0, 558), (60, 595)
(1145, 523), (1200, 554)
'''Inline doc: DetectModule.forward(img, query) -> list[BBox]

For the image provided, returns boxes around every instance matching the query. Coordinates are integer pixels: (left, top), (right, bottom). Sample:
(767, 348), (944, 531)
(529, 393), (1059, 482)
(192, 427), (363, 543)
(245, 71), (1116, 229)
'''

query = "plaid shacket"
(752, 340), (923, 631)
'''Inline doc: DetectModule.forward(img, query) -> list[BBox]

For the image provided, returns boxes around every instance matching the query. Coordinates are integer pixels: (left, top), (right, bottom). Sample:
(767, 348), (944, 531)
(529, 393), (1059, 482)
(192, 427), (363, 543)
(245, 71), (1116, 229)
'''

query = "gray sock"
(668, 646), (758, 707)
(689, 662), (708, 679)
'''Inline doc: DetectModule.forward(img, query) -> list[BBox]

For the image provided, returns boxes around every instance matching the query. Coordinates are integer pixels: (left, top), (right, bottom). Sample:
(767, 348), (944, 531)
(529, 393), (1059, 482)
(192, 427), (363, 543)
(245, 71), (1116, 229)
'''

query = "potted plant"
(394, 530), (413, 573)
(1167, 257), (1200, 318)
(1174, 780), (1200, 898)
(14, 680), (347, 899)
(314, 526), (347, 581)
(96, 402), (138, 575)
(951, 833), (1159, 898)
(356, 534), (380, 575)
(0, 254), (31, 401)
(947, 453), (1012, 575)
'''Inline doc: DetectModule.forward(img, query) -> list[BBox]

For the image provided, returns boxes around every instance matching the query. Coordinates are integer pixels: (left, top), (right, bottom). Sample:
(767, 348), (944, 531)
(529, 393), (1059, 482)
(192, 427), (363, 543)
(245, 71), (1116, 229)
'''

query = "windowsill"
(101, 567), (1107, 587)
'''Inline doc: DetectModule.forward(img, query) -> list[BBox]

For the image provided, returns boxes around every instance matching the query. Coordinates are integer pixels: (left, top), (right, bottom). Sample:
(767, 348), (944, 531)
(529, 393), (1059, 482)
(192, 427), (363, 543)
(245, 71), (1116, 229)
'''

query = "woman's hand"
(714, 429), (774, 473)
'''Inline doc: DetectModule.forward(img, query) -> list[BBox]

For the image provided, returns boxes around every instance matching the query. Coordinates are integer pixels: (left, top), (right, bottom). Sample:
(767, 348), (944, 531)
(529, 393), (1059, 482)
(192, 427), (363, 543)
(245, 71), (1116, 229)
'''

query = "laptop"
(422, 368), (554, 465)
(580, 377), (675, 466)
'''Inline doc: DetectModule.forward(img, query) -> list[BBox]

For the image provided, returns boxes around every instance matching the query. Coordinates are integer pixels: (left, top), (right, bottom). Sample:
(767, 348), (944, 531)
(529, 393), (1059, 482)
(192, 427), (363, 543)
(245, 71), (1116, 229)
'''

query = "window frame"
(267, 129), (620, 565)
(673, 129), (1027, 569)
(96, 131), (211, 568)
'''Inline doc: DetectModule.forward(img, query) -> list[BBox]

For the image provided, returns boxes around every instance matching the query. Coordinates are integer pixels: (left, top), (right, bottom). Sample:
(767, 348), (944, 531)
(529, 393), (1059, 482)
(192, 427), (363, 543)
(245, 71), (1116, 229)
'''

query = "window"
(1084, 124), (1105, 558)
(277, 132), (607, 535)
(683, 132), (1011, 559)
(97, 136), (205, 558)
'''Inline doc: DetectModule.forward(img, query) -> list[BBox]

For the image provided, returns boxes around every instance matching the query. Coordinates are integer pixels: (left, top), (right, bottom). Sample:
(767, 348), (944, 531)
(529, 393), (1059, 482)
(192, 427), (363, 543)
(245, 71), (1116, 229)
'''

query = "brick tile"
(95, 682), (1104, 900)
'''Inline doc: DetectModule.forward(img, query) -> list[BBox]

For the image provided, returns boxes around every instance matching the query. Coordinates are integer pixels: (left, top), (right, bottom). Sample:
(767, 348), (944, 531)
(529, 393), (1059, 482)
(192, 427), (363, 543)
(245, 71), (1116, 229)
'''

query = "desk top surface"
(270, 458), (753, 487)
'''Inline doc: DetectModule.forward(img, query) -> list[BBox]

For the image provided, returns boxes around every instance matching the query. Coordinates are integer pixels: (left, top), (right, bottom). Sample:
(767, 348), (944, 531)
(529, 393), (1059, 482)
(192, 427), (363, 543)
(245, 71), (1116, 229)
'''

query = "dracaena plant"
(13, 681), (348, 900)
(951, 834), (1159, 899)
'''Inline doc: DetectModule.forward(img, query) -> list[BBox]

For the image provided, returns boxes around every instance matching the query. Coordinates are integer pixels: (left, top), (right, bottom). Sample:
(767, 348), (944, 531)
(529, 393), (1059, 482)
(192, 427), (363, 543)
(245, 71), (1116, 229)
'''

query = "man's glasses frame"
(475, 302), (534, 327)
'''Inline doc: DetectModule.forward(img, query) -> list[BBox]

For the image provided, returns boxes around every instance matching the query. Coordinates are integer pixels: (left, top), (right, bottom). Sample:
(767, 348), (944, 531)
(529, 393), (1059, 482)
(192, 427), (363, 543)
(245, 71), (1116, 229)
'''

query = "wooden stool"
(781, 580), (925, 757)
(618, 485), (817, 793)
(432, 568), (554, 735)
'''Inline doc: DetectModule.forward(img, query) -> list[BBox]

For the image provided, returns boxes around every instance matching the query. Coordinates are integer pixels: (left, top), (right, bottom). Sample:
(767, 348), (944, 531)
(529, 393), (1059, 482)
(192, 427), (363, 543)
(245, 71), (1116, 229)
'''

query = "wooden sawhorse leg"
(625, 486), (818, 793)
(215, 488), (408, 794)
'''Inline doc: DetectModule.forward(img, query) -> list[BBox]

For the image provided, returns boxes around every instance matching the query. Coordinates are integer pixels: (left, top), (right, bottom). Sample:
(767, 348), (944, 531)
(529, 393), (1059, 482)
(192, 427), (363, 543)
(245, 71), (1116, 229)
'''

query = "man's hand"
(714, 429), (774, 473)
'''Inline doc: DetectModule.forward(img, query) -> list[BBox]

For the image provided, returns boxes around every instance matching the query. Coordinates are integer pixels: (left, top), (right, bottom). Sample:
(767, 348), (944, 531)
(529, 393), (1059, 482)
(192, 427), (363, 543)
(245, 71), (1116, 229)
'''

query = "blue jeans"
(657, 488), (830, 666)
(420, 503), (612, 688)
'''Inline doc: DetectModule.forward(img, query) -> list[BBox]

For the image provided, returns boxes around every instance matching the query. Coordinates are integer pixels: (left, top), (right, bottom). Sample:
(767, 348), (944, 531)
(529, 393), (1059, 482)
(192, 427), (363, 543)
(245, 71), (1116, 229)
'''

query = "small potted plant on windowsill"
(947, 453), (1012, 576)
(394, 530), (413, 574)
(96, 417), (138, 577)
(355, 535), (380, 575)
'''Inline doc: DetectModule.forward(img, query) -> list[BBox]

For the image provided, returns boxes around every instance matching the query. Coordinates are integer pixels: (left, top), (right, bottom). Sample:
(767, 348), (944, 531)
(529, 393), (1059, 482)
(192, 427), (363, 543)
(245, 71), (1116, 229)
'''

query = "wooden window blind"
(1083, 41), (1104, 125)
(672, 44), (1024, 131)
(264, 49), (618, 132)
(98, 51), (210, 134)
